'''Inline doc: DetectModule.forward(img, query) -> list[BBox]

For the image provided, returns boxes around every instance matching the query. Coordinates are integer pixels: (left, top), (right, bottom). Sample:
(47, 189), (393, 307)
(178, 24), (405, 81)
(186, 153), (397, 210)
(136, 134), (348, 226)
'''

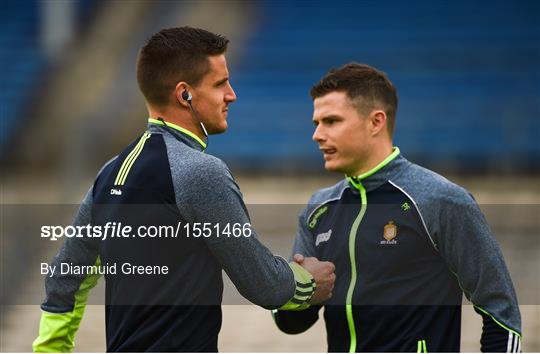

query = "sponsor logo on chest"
(316, 229), (332, 246)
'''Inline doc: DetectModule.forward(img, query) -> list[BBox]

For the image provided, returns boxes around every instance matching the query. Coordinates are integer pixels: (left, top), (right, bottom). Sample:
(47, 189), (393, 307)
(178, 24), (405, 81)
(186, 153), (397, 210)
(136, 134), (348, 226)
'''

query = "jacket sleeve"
(435, 191), (521, 352)
(273, 204), (322, 333)
(33, 187), (102, 352)
(176, 157), (315, 310)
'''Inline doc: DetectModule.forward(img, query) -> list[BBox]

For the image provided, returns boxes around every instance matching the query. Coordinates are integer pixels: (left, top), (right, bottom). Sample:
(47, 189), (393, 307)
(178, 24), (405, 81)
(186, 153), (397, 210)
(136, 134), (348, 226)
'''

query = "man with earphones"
(33, 27), (336, 352)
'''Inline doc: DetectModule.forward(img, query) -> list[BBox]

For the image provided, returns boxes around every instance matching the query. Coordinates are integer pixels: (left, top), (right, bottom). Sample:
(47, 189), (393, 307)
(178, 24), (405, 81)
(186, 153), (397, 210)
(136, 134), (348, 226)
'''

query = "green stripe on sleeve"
(115, 132), (151, 185)
(279, 262), (315, 311)
(295, 290), (313, 297)
(117, 132), (151, 185)
(114, 132), (149, 185)
(295, 280), (315, 288)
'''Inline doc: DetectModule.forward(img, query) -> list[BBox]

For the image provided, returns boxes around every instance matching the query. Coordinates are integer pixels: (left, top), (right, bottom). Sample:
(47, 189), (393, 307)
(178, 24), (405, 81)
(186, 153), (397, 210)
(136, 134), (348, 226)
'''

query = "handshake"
(293, 254), (336, 304)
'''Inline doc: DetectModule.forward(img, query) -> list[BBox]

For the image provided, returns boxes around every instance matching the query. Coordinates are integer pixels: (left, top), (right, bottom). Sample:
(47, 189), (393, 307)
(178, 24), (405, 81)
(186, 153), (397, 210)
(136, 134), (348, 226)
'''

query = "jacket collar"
(147, 118), (207, 152)
(346, 147), (410, 193)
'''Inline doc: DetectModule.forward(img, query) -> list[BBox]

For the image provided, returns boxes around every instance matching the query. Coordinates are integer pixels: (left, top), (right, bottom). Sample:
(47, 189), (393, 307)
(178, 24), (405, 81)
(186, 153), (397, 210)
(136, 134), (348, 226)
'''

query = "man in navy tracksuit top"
(33, 27), (336, 352)
(273, 63), (521, 352)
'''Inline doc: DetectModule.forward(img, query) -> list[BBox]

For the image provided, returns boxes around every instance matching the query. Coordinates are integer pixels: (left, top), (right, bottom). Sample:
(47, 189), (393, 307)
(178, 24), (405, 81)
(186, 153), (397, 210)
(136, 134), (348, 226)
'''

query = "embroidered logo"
(381, 221), (398, 244)
(401, 202), (411, 211)
(315, 229), (332, 246)
(110, 188), (122, 196)
(309, 206), (328, 229)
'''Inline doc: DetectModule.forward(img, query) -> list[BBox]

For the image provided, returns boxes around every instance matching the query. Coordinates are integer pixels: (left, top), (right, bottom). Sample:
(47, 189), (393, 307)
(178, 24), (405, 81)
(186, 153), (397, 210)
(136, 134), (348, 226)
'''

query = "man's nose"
(225, 84), (237, 103)
(312, 125), (325, 143)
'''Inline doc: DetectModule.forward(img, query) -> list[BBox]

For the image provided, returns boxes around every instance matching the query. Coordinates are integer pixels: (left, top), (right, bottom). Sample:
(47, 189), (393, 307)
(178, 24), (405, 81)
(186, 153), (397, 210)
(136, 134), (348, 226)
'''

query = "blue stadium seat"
(209, 0), (539, 171)
(0, 0), (100, 155)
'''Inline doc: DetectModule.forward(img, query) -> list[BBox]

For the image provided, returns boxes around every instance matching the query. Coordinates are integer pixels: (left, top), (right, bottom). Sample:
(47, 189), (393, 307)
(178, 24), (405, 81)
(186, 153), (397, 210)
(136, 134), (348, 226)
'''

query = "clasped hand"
(293, 253), (336, 304)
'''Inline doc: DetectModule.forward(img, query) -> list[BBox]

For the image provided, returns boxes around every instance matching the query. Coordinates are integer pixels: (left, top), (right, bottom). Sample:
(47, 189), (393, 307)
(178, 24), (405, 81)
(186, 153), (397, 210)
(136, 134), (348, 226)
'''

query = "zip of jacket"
(344, 148), (401, 352)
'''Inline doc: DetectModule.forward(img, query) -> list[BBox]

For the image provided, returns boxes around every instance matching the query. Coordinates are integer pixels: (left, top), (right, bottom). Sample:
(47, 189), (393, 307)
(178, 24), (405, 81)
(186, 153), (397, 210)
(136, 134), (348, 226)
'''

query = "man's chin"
(324, 161), (343, 173)
(207, 123), (228, 135)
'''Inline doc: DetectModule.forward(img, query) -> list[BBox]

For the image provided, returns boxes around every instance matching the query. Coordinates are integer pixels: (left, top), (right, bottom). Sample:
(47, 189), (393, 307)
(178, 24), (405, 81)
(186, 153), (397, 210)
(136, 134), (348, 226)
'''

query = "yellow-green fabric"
(33, 258), (102, 352)
(416, 339), (428, 353)
(279, 262), (316, 311)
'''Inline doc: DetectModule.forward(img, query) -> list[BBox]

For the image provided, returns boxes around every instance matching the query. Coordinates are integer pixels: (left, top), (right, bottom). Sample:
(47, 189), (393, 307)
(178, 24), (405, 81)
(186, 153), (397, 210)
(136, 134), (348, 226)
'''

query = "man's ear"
(370, 110), (387, 136)
(174, 81), (191, 108)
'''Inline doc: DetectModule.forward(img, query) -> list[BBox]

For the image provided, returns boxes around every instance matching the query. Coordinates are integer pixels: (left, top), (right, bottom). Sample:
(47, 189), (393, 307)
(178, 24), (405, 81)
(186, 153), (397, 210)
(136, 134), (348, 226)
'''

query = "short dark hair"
(310, 63), (398, 136)
(136, 27), (229, 107)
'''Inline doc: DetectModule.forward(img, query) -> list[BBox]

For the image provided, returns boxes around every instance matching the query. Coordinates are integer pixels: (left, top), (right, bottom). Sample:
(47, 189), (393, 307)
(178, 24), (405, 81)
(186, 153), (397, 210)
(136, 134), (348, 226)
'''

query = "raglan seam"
(388, 180), (438, 251)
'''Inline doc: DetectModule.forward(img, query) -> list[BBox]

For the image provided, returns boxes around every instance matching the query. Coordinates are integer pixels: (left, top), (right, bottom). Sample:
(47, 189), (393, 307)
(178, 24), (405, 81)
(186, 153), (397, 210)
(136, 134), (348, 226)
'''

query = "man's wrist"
(279, 262), (316, 311)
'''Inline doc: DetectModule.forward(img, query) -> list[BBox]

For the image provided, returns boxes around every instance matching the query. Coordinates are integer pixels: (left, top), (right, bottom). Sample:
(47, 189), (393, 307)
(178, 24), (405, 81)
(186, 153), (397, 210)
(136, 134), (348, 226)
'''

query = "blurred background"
(0, 0), (538, 352)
